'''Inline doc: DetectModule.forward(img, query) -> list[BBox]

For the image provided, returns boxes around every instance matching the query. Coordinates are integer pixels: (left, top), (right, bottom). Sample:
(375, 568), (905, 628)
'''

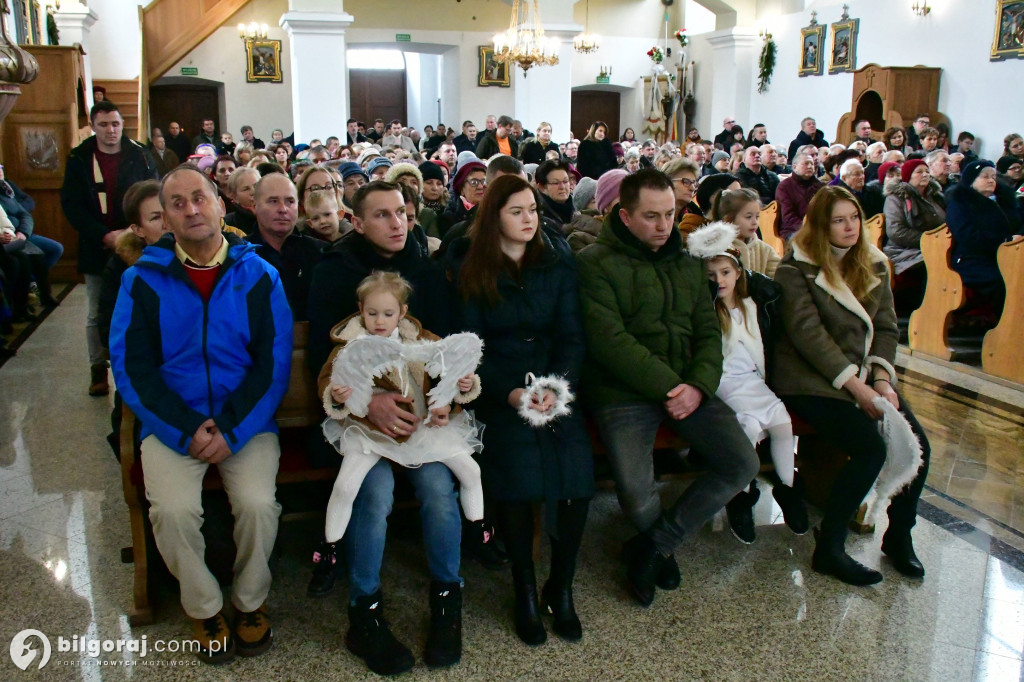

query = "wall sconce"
(912, 1), (931, 16)
(598, 65), (612, 78)
(238, 22), (268, 42)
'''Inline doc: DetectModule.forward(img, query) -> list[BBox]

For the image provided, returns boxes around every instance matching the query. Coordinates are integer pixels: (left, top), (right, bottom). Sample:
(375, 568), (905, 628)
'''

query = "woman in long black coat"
(575, 121), (618, 179)
(447, 175), (594, 646)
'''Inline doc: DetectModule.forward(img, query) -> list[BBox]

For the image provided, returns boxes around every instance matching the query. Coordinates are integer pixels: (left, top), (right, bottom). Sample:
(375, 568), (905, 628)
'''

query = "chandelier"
(574, 0), (600, 54)
(493, 0), (559, 73)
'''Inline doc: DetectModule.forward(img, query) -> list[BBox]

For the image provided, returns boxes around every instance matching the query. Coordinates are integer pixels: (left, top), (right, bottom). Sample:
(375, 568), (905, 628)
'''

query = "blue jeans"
(344, 458), (462, 602)
(594, 396), (760, 555)
(27, 234), (63, 270)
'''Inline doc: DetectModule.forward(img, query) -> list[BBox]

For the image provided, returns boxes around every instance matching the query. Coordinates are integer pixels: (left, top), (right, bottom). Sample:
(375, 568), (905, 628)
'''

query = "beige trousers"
(141, 432), (281, 619)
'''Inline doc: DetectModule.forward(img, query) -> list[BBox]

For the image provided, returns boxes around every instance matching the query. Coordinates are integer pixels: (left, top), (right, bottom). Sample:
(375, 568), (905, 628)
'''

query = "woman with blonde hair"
(772, 185), (930, 586)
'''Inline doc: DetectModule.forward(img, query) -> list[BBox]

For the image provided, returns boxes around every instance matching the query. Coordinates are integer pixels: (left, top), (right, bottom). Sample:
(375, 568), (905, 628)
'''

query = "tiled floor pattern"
(1, 286), (1022, 681)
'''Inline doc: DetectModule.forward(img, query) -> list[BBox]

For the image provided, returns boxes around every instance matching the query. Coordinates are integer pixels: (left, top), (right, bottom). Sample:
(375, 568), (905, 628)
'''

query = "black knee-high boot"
(495, 500), (546, 645)
(542, 498), (589, 640)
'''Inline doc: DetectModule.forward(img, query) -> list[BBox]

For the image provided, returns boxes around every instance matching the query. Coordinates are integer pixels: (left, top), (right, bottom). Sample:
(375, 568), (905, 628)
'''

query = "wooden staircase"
(93, 79), (140, 142)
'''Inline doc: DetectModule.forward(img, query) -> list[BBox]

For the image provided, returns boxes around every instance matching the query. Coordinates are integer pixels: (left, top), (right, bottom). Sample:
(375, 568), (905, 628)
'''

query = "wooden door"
(571, 90), (620, 141)
(148, 85), (220, 145)
(349, 70), (407, 127)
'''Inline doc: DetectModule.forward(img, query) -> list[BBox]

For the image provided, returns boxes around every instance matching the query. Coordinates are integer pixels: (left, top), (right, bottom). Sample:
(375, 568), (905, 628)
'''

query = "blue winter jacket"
(110, 233), (293, 455)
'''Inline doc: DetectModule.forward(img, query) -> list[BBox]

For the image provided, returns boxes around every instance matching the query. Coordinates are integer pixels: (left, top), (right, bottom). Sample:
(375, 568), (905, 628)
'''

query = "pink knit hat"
(595, 169), (630, 213)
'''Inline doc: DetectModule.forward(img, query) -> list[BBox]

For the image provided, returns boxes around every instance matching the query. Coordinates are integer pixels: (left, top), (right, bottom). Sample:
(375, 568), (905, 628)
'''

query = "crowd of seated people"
(50, 98), (1024, 673)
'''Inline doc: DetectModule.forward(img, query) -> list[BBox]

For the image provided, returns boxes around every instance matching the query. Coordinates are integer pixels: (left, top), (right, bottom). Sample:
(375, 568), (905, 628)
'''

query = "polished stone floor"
(1, 287), (1023, 681)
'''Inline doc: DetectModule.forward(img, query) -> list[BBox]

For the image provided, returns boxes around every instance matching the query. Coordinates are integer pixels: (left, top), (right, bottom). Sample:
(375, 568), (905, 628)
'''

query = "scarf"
(541, 192), (575, 225)
(0, 181), (13, 199)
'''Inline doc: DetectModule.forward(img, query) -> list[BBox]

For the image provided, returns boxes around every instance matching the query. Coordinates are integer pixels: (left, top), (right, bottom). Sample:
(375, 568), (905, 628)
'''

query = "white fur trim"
(832, 364), (860, 391)
(454, 374), (482, 404)
(322, 385), (351, 420)
(686, 221), (739, 260)
(861, 397), (924, 525)
(866, 356), (898, 388)
(518, 373), (574, 427)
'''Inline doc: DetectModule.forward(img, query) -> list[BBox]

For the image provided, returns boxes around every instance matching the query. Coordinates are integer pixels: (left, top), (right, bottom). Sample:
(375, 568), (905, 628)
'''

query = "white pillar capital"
(703, 28), (760, 140)
(279, 10), (354, 142)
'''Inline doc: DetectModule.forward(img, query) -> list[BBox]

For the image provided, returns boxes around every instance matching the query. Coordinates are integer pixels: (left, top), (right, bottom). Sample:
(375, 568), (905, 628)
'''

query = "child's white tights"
(735, 413), (796, 488)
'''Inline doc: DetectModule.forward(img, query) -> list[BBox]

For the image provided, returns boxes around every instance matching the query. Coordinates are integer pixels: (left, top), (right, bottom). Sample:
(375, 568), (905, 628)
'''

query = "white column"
(279, 8), (354, 143)
(703, 28), (759, 136)
(53, 1), (99, 109)
(511, 25), (580, 143)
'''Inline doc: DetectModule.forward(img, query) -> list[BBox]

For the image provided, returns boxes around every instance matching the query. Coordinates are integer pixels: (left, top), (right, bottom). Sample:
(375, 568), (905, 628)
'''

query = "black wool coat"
(446, 235), (594, 502)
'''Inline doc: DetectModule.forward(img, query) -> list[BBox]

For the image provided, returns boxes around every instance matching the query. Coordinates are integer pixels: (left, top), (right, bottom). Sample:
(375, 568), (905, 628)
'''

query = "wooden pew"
(759, 201), (785, 258)
(863, 214), (896, 288)
(982, 237), (1024, 383)
(908, 225), (964, 360)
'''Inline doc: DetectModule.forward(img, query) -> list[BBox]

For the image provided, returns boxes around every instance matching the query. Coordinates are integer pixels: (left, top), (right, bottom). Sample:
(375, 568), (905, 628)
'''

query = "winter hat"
(452, 160), (487, 195)
(572, 177), (599, 212)
(996, 155), (1021, 174)
(961, 159), (995, 187)
(595, 169), (629, 213)
(611, 142), (625, 158)
(711, 150), (730, 167)
(385, 162), (423, 187)
(900, 158), (927, 183)
(366, 156), (393, 177)
(686, 221), (742, 266)
(418, 160), (445, 184)
(569, 166), (582, 184)
(523, 163), (539, 180)
(339, 161), (368, 182)
(357, 148), (381, 167)
(695, 173), (739, 212)
(294, 143), (310, 153)
(877, 161), (901, 184)
(456, 151), (480, 170)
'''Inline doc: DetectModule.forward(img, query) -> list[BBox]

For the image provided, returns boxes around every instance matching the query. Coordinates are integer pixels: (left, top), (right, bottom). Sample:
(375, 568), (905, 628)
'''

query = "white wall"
(745, 0), (1022, 159)
(88, 0), (155, 80)
(405, 52), (442, 131)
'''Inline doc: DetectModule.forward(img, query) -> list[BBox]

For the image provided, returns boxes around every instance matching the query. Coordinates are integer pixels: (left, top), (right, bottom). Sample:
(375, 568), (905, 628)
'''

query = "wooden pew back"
(759, 201), (785, 258)
(982, 238), (1024, 383)
(907, 225), (964, 360)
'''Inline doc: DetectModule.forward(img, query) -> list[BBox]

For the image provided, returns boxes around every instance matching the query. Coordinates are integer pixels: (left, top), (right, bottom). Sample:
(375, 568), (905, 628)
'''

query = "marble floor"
(2, 286), (1024, 681)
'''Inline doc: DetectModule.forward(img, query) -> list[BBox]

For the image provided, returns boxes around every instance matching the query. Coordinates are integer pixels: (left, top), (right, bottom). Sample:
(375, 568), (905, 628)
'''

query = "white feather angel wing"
(330, 335), (406, 418)
(422, 333), (483, 411)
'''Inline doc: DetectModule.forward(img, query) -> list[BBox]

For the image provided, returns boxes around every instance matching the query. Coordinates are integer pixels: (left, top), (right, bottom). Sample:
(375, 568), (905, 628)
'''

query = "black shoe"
(624, 534), (662, 607)
(345, 591), (414, 676)
(425, 581), (462, 667)
(811, 531), (883, 586)
(725, 489), (758, 545)
(465, 518), (508, 570)
(40, 295), (60, 309)
(881, 531), (925, 578)
(512, 571), (546, 645)
(621, 535), (679, 591)
(307, 540), (341, 598)
(541, 581), (582, 641)
(772, 479), (809, 535)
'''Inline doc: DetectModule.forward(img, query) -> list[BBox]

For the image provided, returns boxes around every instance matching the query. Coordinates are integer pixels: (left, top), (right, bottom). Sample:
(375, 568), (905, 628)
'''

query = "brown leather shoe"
(88, 363), (109, 396)
(234, 604), (273, 657)
(189, 612), (235, 665)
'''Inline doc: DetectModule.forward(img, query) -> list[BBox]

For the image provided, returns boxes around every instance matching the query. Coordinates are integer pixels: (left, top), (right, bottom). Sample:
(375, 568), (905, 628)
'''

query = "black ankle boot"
(465, 517), (508, 570)
(624, 534), (662, 607)
(725, 482), (760, 544)
(541, 581), (582, 641)
(811, 529), (883, 586)
(425, 580), (462, 666)
(621, 534), (679, 590)
(512, 570), (546, 645)
(772, 476), (809, 535)
(307, 539), (341, 598)
(345, 591), (414, 676)
(881, 530), (925, 578)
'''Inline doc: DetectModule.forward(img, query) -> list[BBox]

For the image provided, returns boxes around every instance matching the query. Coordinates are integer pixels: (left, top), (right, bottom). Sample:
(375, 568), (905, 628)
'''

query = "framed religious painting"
(829, 16), (859, 74)
(245, 39), (283, 83)
(478, 46), (510, 87)
(799, 23), (826, 77)
(991, 0), (1024, 61)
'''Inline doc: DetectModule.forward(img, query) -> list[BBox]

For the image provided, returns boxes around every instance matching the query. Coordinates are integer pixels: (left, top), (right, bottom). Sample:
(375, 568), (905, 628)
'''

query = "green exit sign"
(180, 67), (198, 76)
(396, 34), (411, 42)
(596, 75), (610, 84)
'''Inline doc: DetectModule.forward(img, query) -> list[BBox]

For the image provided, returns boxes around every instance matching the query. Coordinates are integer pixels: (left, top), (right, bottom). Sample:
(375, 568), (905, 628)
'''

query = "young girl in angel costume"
(311, 271), (489, 585)
(687, 221), (808, 541)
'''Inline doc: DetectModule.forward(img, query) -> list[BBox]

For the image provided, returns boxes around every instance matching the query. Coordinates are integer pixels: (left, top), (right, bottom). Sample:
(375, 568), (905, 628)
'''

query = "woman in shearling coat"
(772, 186), (931, 587)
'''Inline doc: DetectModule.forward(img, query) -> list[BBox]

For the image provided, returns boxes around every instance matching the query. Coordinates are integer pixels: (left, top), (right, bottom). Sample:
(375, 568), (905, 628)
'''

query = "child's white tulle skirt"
(322, 410), (484, 467)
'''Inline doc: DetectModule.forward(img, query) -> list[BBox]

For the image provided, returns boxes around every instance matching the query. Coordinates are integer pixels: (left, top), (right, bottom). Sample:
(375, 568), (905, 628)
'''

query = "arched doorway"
(149, 76), (224, 144)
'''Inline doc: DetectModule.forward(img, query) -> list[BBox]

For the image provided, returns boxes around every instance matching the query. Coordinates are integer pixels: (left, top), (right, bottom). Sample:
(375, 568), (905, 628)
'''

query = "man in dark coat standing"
(787, 116), (829, 163)
(165, 121), (192, 161)
(60, 100), (157, 396)
(713, 116), (739, 150)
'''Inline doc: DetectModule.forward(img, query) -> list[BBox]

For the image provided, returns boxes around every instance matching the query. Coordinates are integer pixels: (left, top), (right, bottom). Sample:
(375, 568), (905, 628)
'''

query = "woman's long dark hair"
(458, 175), (546, 304)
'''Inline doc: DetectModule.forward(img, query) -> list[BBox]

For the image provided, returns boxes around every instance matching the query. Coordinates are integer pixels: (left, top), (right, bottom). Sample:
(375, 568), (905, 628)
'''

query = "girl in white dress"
(688, 221), (808, 535)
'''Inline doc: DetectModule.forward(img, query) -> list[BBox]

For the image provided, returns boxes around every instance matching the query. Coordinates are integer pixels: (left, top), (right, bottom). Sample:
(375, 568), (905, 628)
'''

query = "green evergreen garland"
(757, 33), (777, 94)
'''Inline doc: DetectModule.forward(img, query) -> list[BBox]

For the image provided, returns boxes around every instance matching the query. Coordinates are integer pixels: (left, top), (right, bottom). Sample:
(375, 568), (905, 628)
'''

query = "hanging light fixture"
(574, 0), (600, 54)
(237, 22), (268, 43)
(493, 0), (560, 73)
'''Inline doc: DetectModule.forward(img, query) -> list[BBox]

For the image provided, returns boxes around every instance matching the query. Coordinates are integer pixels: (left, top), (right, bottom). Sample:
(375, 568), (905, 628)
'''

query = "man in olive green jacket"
(576, 169), (759, 607)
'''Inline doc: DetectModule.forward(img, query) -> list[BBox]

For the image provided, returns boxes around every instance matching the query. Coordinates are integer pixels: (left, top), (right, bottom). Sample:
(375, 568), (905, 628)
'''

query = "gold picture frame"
(478, 46), (510, 87)
(829, 17), (859, 74)
(799, 24), (826, 77)
(245, 39), (283, 83)
(991, 0), (1024, 61)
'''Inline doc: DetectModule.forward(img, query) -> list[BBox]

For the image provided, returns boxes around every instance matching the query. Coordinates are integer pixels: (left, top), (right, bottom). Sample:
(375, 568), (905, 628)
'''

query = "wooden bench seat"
(120, 322), (868, 626)
(982, 237), (1024, 383)
(908, 225), (964, 360)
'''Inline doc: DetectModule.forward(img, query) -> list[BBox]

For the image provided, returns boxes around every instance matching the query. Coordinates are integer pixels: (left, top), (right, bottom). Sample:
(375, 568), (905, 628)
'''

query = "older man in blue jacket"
(110, 165), (292, 665)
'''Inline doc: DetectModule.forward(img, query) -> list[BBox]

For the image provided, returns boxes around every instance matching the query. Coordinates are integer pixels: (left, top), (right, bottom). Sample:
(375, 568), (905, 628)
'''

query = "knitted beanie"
(877, 161), (900, 184)
(338, 161), (368, 182)
(357, 148), (381, 167)
(385, 162), (423, 187)
(418, 160), (445, 184)
(366, 157), (393, 177)
(595, 169), (629, 213)
(573, 177), (599, 212)
(900, 158), (927, 183)
(452, 160), (487, 195)
(996, 155), (1021, 175)
(961, 159), (995, 187)
(711, 150), (730, 166)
